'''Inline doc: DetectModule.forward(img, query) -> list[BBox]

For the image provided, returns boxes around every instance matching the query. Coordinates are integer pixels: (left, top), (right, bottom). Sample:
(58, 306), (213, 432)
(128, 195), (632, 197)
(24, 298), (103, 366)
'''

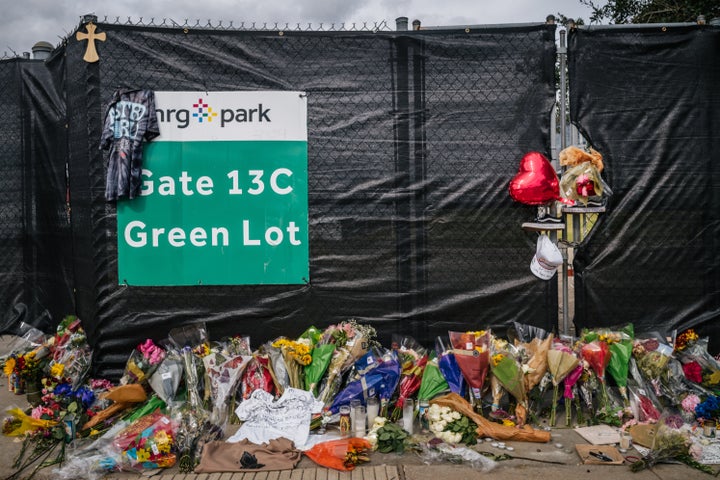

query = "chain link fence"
(3, 19), (559, 375)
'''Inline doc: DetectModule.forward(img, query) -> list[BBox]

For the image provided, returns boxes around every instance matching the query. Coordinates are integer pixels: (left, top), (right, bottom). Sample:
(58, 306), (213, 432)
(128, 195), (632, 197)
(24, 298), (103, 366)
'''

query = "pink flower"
(139, 339), (166, 365)
(30, 406), (53, 419)
(682, 394), (701, 414)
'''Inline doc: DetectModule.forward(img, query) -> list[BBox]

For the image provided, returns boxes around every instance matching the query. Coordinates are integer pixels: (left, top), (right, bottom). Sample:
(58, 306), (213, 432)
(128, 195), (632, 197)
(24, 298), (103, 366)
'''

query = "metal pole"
(558, 26), (570, 335)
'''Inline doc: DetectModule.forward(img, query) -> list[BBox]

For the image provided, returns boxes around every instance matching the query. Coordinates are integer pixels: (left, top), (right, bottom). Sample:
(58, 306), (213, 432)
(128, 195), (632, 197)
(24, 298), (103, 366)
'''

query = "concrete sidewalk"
(0, 373), (714, 480)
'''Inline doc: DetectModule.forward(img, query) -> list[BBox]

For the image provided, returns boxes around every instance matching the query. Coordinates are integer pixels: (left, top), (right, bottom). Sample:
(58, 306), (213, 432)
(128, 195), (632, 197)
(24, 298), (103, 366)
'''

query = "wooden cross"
(76, 22), (106, 63)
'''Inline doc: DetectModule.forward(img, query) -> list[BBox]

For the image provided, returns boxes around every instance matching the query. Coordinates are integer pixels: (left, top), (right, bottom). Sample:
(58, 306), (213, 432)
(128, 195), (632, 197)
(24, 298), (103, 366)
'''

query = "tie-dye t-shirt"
(101, 89), (159, 201)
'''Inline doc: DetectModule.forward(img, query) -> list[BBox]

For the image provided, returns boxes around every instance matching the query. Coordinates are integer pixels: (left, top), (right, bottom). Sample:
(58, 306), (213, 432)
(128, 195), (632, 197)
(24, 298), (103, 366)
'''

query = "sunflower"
(3, 357), (16, 377)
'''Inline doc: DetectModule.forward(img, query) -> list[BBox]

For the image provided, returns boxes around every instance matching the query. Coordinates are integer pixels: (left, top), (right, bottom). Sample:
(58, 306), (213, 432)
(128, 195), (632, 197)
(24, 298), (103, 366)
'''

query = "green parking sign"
(117, 91), (309, 286)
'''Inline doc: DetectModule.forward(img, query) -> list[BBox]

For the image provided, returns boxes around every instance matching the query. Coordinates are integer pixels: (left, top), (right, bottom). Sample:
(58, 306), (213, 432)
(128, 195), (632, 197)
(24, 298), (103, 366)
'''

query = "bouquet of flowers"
(148, 350), (183, 409)
(240, 354), (275, 400)
(317, 320), (377, 407)
(305, 438), (371, 471)
(418, 356), (449, 402)
(584, 325), (634, 405)
(517, 333), (553, 396)
(4, 378), (99, 478)
(202, 344), (250, 427)
(111, 411), (177, 470)
(51, 316), (91, 388)
(675, 329), (720, 389)
(328, 353), (399, 414)
(448, 330), (491, 410)
(271, 337), (312, 390)
(629, 422), (712, 474)
(390, 335), (428, 421)
(119, 339), (166, 386)
(489, 344), (528, 426)
(303, 326), (336, 395)
(427, 403), (478, 445)
(547, 341), (580, 426)
(434, 336), (465, 396)
(562, 363), (584, 426)
(5, 350), (44, 392)
(633, 335), (673, 398)
(581, 339), (611, 410)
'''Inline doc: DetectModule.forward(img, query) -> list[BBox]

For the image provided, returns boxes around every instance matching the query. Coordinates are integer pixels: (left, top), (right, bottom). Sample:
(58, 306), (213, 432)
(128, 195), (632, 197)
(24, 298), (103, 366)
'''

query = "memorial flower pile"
(3, 318), (720, 476)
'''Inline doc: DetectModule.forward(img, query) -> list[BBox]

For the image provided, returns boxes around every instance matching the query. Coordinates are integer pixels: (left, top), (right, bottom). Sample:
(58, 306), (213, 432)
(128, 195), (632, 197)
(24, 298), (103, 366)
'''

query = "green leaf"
(67, 402), (78, 413)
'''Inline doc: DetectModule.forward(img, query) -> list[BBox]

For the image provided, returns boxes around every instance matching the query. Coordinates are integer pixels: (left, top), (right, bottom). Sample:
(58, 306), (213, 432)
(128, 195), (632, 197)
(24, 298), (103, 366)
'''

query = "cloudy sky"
(2, 0), (595, 56)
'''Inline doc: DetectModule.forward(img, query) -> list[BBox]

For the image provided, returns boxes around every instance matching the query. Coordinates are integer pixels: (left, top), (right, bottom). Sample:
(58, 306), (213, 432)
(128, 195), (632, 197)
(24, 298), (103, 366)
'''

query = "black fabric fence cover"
(51, 23), (558, 377)
(0, 59), (73, 330)
(569, 25), (720, 346)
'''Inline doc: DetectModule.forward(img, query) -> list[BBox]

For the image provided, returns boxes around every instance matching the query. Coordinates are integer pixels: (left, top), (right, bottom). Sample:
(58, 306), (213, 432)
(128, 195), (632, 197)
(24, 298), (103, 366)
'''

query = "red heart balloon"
(508, 151), (560, 205)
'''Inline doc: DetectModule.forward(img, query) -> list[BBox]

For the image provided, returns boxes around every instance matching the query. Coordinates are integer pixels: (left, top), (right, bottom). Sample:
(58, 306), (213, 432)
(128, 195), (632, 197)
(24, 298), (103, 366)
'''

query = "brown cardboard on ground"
(629, 423), (659, 448)
(573, 424), (620, 445)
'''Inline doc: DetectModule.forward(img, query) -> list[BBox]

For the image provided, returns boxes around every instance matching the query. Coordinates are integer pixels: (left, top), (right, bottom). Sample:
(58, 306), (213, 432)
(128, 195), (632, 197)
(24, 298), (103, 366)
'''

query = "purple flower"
(75, 386), (96, 408)
(54, 383), (72, 397)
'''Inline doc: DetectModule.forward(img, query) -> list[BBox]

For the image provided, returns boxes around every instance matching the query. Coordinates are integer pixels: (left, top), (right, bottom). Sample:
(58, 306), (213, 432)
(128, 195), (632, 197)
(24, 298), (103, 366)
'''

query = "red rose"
(682, 361), (703, 383)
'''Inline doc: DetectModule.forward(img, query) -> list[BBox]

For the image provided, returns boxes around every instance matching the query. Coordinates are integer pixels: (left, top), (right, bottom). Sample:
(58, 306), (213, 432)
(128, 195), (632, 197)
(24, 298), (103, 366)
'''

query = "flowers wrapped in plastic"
(148, 350), (183, 409)
(390, 335), (428, 421)
(417, 356), (449, 402)
(241, 354), (275, 400)
(111, 411), (177, 470)
(633, 335), (674, 398)
(202, 344), (251, 427)
(435, 336), (465, 396)
(303, 326), (336, 395)
(559, 162), (606, 205)
(562, 363), (584, 426)
(431, 392), (550, 443)
(585, 325), (634, 405)
(581, 339), (611, 410)
(547, 341), (579, 426)
(119, 339), (166, 386)
(448, 330), (491, 410)
(328, 353), (400, 414)
(304, 438), (371, 471)
(317, 320), (377, 407)
(271, 337), (312, 390)
(489, 345), (528, 426)
(675, 329), (720, 388)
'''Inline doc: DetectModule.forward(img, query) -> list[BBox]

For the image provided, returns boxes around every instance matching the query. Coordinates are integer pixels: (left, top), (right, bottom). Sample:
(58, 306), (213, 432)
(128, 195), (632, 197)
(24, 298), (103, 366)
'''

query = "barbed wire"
(96, 16), (393, 32)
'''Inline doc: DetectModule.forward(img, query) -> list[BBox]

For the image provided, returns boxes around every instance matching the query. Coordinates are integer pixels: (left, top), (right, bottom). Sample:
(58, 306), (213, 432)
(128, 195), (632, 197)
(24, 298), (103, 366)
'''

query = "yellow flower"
(3, 358), (16, 377)
(492, 354), (504, 367)
(136, 448), (151, 462)
(502, 419), (516, 427)
(301, 355), (312, 365)
(50, 363), (65, 378)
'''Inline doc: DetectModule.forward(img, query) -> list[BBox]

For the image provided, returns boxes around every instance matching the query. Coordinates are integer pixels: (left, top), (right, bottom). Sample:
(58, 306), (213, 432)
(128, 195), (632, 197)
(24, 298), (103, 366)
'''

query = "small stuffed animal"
(559, 146), (604, 173)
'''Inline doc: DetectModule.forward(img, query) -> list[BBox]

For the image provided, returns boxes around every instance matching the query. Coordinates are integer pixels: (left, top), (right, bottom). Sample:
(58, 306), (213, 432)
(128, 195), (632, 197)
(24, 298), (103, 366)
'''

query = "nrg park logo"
(156, 97), (272, 129)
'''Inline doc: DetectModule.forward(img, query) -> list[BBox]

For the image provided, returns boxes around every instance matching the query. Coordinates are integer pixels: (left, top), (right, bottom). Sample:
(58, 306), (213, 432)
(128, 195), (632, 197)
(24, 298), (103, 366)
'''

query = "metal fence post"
(558, 23), (570, 336)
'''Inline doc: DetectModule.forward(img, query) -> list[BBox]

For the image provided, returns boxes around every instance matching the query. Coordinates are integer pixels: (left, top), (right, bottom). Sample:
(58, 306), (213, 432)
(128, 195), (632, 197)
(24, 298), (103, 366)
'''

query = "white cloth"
(227, 388), (323, 449)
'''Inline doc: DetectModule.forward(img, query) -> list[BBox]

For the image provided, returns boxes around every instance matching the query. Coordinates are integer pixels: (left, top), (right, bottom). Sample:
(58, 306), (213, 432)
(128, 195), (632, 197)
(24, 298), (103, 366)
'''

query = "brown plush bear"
(559, 146), (604, 173)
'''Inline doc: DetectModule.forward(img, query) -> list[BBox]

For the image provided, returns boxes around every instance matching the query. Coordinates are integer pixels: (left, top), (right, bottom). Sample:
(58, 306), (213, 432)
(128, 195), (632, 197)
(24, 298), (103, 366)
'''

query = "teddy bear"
(559, 146), (604, 173)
